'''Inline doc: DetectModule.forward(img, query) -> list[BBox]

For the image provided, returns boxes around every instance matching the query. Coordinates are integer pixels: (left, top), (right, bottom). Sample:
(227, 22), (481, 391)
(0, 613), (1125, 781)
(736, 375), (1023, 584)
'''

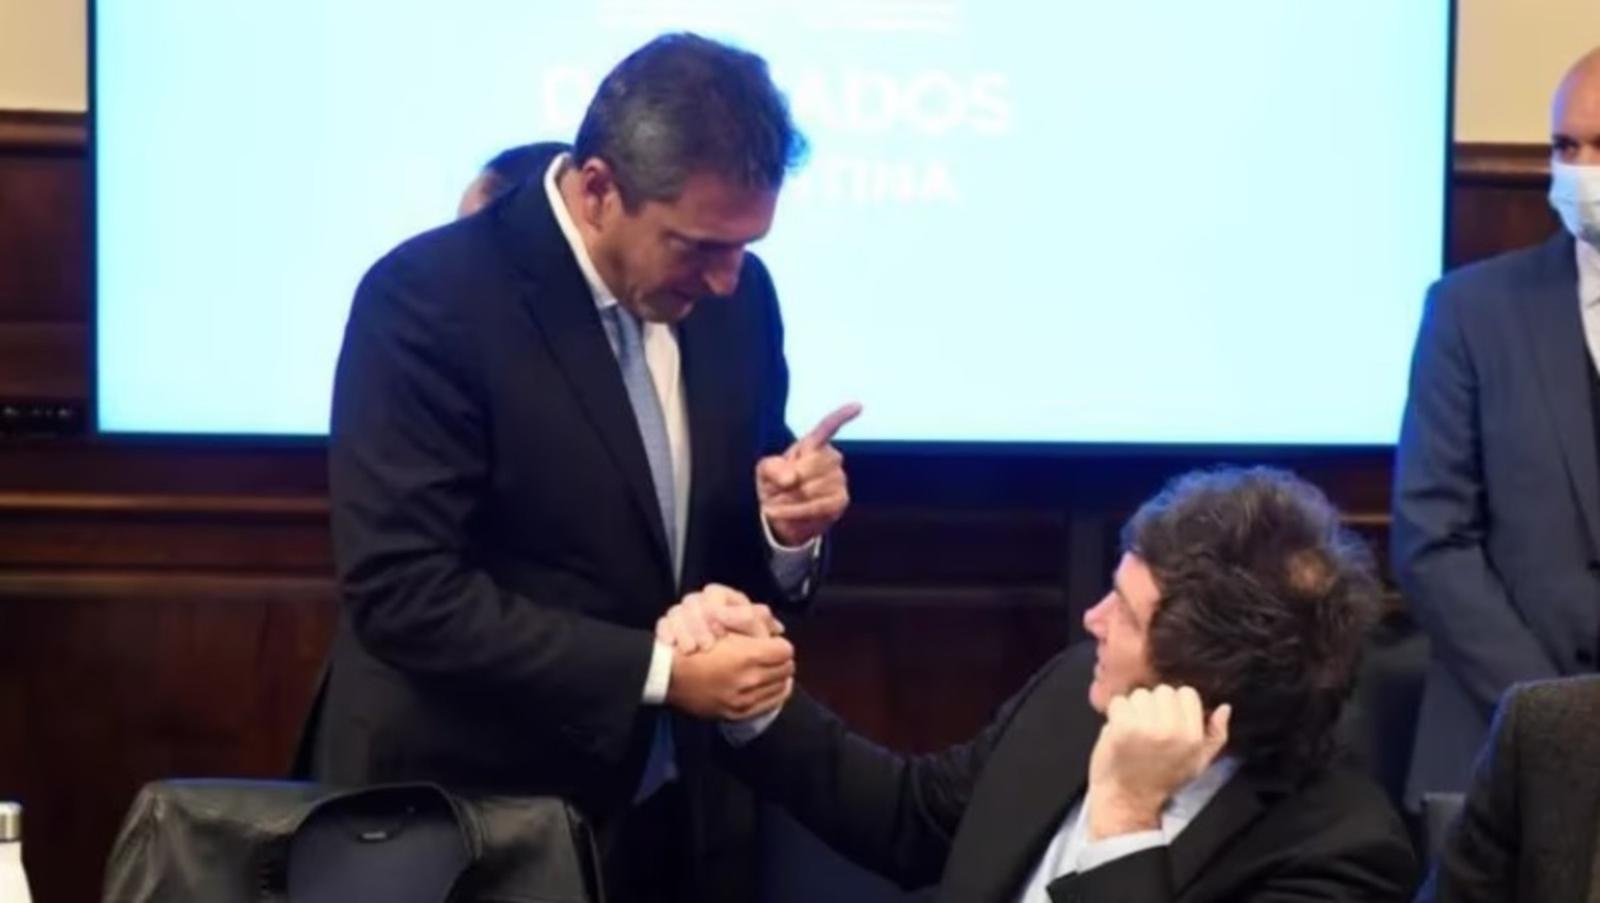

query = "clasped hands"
(660, 583), (795, 721)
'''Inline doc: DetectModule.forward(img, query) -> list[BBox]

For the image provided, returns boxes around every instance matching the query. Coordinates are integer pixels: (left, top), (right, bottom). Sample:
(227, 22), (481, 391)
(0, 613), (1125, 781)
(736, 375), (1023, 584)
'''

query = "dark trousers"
(599, 781), (693, 903)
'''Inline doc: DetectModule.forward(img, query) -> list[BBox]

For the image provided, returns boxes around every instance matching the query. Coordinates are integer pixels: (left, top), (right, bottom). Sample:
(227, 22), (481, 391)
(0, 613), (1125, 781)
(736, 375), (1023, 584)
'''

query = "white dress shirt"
(1578, 239), (1600, 374)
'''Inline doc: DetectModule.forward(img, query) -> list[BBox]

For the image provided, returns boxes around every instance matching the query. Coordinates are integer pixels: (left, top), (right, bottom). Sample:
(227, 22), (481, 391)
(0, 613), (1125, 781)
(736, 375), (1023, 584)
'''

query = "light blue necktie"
(603, 304), (680, 803)
(605, 305), (678, 568)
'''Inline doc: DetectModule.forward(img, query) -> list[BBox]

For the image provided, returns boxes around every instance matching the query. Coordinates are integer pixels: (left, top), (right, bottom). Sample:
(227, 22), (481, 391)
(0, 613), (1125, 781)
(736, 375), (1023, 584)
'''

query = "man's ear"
(574, 157), (621, 228)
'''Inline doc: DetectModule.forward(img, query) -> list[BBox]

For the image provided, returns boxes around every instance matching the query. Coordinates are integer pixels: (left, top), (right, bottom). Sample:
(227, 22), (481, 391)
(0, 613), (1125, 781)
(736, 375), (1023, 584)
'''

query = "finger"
(740, 660), (797, 694)
(757, 456), (802, 493)
(1204, 703), (1233, 759)
(747, 636), (795, 667)
(712, 604), (773, 639)
(792, 403), (863, 455)
(762, 494), (848, 523)
(789, 445), (844, 481)
(661, 610), (704, 653)
(1106, 694), (1130, 722)
(1176, 686), (1205, 739)
(731, 681), (791, 720)
(702, 583), (751, 608)
(683, 598), (719, 651)
(1126, 687), (1154, 710)
(656, 616), (681, 648)
(739, 657), (798, 694)
(731, 603), (784, 636)
(794, 470), (847, 500)
(742, 634), (800, 669)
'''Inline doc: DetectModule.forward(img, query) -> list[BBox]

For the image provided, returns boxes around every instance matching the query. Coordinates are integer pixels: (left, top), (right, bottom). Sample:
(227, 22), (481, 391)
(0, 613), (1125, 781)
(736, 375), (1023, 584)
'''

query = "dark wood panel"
(795, 590), (1070, 751)
(0, 323), (86, 398)
(0, 153), (86, 322)
(0, 572), (335, 903)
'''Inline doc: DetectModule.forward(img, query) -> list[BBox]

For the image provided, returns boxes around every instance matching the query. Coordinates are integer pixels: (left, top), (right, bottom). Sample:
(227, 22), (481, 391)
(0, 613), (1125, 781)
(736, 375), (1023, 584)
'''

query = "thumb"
(1202, 703), (1232, 761)
(747, 636), (795, 666)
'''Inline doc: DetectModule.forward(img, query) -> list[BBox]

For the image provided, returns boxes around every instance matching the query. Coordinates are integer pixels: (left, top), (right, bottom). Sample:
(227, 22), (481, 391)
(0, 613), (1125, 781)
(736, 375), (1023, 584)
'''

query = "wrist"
(1086, 786), (1165, 841)
(763, 515), (808, 549)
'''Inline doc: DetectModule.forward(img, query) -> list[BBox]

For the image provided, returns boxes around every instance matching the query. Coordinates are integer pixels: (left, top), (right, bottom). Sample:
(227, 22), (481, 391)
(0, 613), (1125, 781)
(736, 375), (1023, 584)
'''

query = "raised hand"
(1085, 685), (1232, 841)
(757, 402), (862, 547)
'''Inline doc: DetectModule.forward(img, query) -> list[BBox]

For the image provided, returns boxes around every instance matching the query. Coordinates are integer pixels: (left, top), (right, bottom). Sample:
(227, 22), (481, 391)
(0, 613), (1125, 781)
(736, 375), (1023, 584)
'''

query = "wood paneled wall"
(0, 111), (1561, 902)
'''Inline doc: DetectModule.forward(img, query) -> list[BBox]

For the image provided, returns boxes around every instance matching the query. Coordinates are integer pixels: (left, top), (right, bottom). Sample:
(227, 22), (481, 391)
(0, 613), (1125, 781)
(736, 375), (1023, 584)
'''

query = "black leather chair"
(102, 780), (601, 903)
(1419, 791), (1467, 860)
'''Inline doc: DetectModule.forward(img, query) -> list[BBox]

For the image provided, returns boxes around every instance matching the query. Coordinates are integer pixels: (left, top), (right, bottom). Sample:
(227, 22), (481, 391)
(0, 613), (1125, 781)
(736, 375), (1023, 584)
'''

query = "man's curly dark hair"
(1122, 466), (1381, 779)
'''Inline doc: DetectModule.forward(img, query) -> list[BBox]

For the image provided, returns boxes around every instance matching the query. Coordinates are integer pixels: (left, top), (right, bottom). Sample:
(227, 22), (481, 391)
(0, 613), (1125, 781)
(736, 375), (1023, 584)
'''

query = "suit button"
(1580, 650), (1595, 667)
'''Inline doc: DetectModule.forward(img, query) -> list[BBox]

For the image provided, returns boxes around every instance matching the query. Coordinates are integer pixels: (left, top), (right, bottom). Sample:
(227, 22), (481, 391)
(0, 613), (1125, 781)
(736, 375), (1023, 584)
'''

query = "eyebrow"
(667, 226), (768, 250)
(1111, 576), (1143, 628)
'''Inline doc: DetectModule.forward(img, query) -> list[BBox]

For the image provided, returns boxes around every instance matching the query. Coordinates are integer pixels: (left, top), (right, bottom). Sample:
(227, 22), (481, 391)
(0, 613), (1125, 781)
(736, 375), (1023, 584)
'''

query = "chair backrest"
(1420, 791), (1466, 860)
(1336, 614), (1430, 811)
(102, 779), (601, 903)
(287, 785), (471, 903)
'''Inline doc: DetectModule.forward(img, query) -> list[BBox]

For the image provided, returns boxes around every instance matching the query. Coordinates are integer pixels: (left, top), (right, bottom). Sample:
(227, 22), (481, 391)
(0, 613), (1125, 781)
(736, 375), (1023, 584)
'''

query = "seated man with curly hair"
(657, 466), (1419, 902)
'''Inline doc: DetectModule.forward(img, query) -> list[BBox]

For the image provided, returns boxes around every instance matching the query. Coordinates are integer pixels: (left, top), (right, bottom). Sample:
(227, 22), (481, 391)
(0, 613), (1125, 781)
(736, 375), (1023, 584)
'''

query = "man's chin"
(639, 293), (697, 323)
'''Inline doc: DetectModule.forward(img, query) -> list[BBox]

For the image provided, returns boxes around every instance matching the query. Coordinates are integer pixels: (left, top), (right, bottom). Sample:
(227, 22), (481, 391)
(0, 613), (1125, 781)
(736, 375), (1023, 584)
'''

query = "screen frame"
(87, 0), (1460, 456)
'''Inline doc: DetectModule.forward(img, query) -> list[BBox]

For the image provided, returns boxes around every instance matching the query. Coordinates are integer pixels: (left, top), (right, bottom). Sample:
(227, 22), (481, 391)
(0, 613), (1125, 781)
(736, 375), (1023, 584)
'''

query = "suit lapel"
(1164, 770), (1283, 896)
(1520, 234), (1600, 562)
(940, 661), (1099, 903)
(677, 310), (734, 591)
(493, 172), (674, 581)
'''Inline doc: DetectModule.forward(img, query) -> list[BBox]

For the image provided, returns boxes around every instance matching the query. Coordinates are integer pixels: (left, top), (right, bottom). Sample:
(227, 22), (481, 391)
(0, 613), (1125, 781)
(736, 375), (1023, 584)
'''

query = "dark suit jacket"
(1393, 233), (1600, 804)
(722, 645), (1418, 902)
(309, 143), (808, 894)
(1418, 676), (1600, 903)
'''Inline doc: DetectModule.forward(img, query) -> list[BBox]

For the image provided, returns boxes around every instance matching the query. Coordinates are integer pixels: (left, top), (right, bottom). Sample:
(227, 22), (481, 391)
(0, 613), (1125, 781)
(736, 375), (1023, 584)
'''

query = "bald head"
(1554, 46), (1600, 164)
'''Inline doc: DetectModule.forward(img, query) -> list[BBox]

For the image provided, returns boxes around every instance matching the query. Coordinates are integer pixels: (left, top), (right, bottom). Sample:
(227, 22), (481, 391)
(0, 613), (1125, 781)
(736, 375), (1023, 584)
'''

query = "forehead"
(1114, 552), (1162, 619)
(645, 171), (778, 243)
(1554, 64), (1600, 134)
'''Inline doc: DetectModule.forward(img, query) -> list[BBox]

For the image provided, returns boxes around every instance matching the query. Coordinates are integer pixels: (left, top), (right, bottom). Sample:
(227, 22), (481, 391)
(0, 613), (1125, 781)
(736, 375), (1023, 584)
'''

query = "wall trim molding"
(0, 109), (1554, 185)
(1453, 142), (1551, 185)
(0, 109), (86, 152)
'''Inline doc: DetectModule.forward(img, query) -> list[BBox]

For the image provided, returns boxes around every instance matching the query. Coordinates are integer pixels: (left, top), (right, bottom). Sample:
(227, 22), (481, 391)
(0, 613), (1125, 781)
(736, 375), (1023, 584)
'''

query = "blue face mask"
(1549, 160), (1600, 250)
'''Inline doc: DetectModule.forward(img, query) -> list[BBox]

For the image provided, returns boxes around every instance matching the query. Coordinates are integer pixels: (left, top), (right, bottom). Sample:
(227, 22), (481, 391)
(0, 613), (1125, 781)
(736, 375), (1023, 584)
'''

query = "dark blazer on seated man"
(689, 468), (1420, 902)
(1418, 676), (1600, 903)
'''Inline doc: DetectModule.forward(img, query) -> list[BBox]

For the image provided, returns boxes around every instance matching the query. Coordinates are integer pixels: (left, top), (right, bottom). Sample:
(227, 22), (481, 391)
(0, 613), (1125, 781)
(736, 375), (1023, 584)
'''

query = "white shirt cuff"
(720, 705), (784, 746)
(762, 514), (821, 596)
(641, 641), (673, 705)
(1076, 831), (1165, 873)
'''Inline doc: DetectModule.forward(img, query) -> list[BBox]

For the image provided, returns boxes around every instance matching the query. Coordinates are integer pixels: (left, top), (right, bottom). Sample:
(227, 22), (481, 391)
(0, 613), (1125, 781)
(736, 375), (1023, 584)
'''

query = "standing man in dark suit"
(311, 33), (857, 902)
(1393, 45), (1600, 807)
(661, 468), (1418, 902)
(1418, 675), (1600, 902)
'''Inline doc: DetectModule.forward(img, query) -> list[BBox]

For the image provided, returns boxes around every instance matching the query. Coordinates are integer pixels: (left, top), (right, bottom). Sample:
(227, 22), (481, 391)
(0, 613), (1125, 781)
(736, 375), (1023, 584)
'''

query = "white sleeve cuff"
(641, 641), (673, 705)
(1075, 830), (1165, 873)
(720, 705), (784, 746)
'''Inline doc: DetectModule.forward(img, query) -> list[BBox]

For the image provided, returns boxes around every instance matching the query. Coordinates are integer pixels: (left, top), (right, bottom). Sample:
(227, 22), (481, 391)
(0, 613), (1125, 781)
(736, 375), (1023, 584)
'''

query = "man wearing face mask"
(308, 33), (858, 903)
(1393, 45), (1600, 807)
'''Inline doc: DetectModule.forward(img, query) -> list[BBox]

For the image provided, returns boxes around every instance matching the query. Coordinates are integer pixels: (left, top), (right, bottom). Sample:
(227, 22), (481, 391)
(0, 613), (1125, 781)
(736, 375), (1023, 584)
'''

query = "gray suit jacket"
(1393, 232), (1600, 805)
(1417, 676), (1600, 903)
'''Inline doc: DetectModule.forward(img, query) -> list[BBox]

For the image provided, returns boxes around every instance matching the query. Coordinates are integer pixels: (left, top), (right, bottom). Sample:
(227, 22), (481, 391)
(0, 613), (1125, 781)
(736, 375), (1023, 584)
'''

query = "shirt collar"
(1578, 238), (1600, 310)
(1163, 755), (1241, 825)
(543, 153), (622, 313)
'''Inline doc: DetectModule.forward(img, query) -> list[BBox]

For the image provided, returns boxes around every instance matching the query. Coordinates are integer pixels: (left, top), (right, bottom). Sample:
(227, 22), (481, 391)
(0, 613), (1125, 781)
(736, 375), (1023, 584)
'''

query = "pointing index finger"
(795, 402), (863, 454)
